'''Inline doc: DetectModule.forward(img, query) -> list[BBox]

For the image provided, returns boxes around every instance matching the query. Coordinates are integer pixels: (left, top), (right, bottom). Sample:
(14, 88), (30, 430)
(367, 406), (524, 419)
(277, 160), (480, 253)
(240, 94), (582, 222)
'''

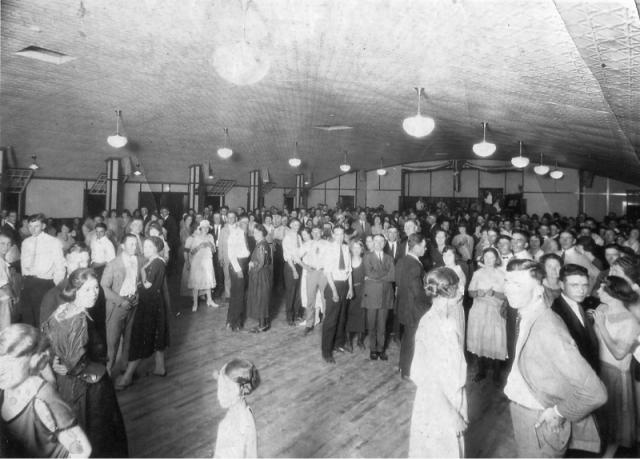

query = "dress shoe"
(370, 352), (379, 360)
(249, 326), (261, 334)
(334, 346), (346, 353)
(323, 354), (336, 364)
(378, 352), (389, 361)
(304, 327), (314, 336)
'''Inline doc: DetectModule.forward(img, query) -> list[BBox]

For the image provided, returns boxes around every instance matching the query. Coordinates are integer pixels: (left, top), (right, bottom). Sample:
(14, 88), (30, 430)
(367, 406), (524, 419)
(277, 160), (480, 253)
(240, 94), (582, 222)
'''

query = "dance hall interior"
(2, 0), (640, 458)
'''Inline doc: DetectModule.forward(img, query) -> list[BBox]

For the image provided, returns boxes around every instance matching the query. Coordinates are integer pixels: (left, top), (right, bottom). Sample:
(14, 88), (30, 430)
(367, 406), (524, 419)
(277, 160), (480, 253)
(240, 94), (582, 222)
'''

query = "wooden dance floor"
(115, 285), (517, 458)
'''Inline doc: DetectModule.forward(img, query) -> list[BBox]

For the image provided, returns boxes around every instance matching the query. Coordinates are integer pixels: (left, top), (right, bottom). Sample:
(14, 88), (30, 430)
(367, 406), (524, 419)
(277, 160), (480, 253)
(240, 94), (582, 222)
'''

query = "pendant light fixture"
(29, 155), (40, 170)
(107, 109), (128, 148)
(376, 157), (387, 176)
(217, 128), (233, 159)
(339, 151), (351, 173)
(288, 141), (301, 167)
(549, 161), (564, 179)
(133, 162), (142, 176)
(402, 87), (435, 138)
(533, 153), (550, 175)
(511, 141), (530, 168)
(208, 161), (214, 179)
(472, 122), (496, 157)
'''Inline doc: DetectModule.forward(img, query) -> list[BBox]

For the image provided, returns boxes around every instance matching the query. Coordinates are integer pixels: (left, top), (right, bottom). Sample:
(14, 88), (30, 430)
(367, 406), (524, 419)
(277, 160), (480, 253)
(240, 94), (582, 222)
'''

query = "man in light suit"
(395, 233), (429, 379)
(101, 233), (141, 374)
(218, 212), (236, 301)
(504, 259), (606, 457)
(362, 234), (395, 361)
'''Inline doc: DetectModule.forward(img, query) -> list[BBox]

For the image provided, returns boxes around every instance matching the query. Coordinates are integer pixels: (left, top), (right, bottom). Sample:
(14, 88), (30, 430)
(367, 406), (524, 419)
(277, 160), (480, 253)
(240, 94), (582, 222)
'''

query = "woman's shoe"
(191, 304), (198, 312)
(207, 301), (219, 308)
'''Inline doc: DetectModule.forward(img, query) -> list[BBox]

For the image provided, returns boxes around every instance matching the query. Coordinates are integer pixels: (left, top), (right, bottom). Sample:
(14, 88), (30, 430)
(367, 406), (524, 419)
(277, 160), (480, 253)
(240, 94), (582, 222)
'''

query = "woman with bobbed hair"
(42, 268), (128, 457)
(409, 267), (467, 458)
(591, 275), (640, 456)
(0, 323), (91, 458)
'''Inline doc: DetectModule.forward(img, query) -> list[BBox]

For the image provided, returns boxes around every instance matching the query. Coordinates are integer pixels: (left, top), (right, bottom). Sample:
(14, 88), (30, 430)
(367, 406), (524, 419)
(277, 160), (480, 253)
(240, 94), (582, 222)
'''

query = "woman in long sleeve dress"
(345, 240), (366, 350)
(409, 267), (467, 458)
(41, 268), (128, 457)
(116, 236), (169, 388)
(186, 220), (218, 312)
(179, 214), (194, 297)
(246, 225), (273, 333)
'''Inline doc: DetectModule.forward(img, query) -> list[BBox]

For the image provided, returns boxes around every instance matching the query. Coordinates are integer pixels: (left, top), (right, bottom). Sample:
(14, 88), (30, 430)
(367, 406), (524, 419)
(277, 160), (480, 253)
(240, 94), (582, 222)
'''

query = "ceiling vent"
(14, 46), (76, 65)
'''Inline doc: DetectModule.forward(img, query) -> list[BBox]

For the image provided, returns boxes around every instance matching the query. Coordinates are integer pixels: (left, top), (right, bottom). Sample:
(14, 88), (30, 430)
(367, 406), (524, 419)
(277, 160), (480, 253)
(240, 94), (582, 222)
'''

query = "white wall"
(26, 179), (85, 217)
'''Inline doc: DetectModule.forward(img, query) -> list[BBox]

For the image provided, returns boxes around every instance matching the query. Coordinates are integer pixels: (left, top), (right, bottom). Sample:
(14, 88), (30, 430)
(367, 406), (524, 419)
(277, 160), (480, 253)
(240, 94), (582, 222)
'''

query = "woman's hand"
(455, 413), (468, 436)
(52, 356), (68, 376)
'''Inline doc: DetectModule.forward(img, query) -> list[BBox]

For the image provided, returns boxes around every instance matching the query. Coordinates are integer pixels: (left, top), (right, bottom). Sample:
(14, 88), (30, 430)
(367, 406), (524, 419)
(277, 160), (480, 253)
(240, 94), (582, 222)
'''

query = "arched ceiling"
(1, 0), (640, 187)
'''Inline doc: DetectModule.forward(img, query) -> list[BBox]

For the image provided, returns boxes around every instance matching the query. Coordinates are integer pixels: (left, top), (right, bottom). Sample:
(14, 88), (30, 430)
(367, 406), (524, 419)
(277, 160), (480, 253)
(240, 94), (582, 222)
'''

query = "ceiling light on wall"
(376, 157), (387, 176)
(288, 141), (301, 167)
(208, 161), (214, 179)
(107, 110), (128, 148)
(339, 151), (351, 173)
(217, 128), (233, 159)
(133, 162), (142, 176)
(550, 161), (564, 179)
(402, 87), (435, 138)
(472, 122), (496, 157)
(534, 153), (550, 175)
(511, 141), (530, 168)
(29, 155), (40, 170)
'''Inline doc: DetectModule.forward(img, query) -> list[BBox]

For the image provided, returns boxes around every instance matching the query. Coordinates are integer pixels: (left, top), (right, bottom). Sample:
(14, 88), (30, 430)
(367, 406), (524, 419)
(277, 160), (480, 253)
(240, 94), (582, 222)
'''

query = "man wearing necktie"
(211, 212), (224, 297)
(20, 214), (65, 326)
(282, 219), (303, 326)
(320, 226), (352, 363)
(362, 234), (396, 360)
(227, 214), (251, 331)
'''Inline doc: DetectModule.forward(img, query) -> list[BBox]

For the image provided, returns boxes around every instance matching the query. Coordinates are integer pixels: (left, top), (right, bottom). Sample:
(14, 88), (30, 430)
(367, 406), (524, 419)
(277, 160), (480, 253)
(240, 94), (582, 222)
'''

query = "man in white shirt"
(282, 219), (303, 326)
(511, 230), (533, 260)
(211, 212), (224, 297)
(320, 226), (352, 363)
(101, 233), (140, 374)
(20, 214), (65, 326)
(90, 223), (116, 280)
(503, 259), (606, 457)
(300, 226), (327, 333)
(227, 214), (250, 331)
(0, 234), (16, 331)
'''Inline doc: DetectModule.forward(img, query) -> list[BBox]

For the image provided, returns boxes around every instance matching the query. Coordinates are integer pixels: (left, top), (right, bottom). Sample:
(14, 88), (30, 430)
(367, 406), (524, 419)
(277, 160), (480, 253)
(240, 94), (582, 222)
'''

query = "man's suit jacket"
(551, 296), (600, 374)
(395, 255), (429, 326)
(362, 252), (395, 310)
(384, 240), (404, 264)
(518, 306), (607, 453)
(351, 220), (371, 240)
(101, 254), (141, 315)
(163, 215), (179, 246)
(2, 223), (20, 245)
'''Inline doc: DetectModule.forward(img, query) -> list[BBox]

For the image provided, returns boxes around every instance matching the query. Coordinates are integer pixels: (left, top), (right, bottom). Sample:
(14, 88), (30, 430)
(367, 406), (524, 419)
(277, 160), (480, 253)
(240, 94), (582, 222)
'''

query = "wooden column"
(105, 157), (122, 212)
(294, 174), (304, 209)
(188, 164), (203, 211)
(248, 170), (262, 211)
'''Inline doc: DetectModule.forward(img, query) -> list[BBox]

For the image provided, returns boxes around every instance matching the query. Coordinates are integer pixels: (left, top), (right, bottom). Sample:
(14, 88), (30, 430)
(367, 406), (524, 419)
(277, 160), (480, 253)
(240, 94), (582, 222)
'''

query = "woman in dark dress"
(246, 224), (273, 333)
(42, 268), (128, 457)
(345, 240), (366, 351)
(116, 236), (169, 389)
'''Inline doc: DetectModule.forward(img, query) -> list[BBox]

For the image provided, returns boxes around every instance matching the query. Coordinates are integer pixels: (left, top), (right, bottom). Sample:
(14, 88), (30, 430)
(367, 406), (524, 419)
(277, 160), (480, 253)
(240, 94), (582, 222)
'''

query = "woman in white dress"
(185, 220), (218, 312)
(409, 267), (467, 458)
(466, 247), (507, 383)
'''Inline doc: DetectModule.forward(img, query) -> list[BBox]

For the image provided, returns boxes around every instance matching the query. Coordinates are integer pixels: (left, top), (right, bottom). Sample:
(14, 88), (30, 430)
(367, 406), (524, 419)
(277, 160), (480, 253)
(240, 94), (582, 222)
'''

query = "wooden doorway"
(139, 192), (188, 218)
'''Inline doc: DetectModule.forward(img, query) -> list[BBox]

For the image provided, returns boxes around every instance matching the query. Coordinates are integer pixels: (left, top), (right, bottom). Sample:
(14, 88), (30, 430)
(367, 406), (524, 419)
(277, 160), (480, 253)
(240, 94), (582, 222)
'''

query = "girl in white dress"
(409, 267), (467, 458)
(467, 247), (507, 383)
(213, 359), (259, 458)
(185, 220), (218, 312)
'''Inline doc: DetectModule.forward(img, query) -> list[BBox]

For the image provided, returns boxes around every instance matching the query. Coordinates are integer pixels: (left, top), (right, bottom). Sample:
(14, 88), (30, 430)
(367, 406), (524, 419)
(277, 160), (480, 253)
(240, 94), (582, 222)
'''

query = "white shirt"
(322, 242), (351, 282)
(299, 239), (326, 270)
(560, 293), (585, 327)
(20, 232), (65, 283)
(91, 236), (116, 265)
(387, 241), (398, 259)
(282, 229), (302, 263)
(228, 226), (250, 272)
(513, 250), (532, 260)
(118, 254), (139, 297)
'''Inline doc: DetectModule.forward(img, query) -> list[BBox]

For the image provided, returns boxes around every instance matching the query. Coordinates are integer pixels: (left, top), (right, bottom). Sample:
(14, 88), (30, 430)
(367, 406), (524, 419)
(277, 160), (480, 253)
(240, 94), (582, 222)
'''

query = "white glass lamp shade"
(511, 155), (530, 168)
(288, 157), (301, 167)
(217, 147), (233, 159)
(402, 115), (435, 138)
(107, 134), (128, 148)
(472, 141), (496, 157)
(377, 168), (387, 176)
(339, 163), (351, 173)
(550, 169), (564, 179)
(534, 164), (550, 175)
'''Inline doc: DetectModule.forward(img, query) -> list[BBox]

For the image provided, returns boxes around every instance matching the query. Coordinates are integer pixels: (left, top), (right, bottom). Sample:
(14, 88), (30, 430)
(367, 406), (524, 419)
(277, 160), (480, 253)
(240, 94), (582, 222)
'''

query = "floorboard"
(114, 282), (517, 458)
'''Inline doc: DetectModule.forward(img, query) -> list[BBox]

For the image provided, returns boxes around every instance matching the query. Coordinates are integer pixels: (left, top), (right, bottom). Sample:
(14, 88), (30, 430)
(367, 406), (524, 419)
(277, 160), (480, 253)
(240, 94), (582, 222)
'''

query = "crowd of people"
(1, 200), (640, 457)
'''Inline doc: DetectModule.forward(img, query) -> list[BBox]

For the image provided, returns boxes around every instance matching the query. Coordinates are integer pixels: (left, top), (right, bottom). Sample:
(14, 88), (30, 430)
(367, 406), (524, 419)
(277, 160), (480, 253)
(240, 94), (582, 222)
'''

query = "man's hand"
(535, 407), (565, 433)
(332, 289), (339, 302)
(346, 288), (353, 300)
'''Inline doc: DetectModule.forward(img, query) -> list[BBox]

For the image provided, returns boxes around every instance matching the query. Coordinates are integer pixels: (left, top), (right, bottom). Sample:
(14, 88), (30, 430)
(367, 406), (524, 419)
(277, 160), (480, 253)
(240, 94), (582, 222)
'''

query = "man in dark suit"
(551, 263), (600, 374)
(1, 210), (20, 245)
(351, 211), (371, 240)
(395, 233), (429, 379)
(211, 212), (224, 297)
(160, 207), (179, 274)
(362, 234), (395, 361)
(384, 226), (404, 263)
